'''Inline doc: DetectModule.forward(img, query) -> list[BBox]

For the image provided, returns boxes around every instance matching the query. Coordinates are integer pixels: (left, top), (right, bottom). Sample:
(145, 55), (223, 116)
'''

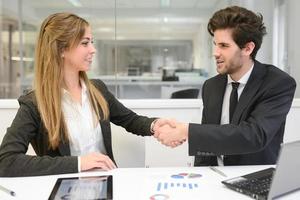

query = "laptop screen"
(268, 141), (300, 199)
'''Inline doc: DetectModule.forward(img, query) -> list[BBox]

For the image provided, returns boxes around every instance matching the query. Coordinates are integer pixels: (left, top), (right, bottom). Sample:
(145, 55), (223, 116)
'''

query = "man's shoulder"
(253, 61), (296, 92)
(258, 61), (295, 82)
(204, 73), (226, 85)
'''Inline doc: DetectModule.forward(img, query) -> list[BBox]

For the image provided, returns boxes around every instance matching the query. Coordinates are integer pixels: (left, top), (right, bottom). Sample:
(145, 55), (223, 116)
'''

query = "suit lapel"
(232, 61), (266, 123)
(58, 138), (71, 156)
(100, 121), (112, 152)
(208, 75), (227, 124)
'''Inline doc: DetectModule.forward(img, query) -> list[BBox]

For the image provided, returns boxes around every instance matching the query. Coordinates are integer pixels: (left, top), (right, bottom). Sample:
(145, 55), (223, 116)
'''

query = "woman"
(0, 13), (167, 177)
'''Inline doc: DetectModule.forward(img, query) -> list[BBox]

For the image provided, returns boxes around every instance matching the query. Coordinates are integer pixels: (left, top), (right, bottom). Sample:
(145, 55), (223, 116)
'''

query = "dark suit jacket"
(189, 60), (296, 166)
(0, 79), (155, 177)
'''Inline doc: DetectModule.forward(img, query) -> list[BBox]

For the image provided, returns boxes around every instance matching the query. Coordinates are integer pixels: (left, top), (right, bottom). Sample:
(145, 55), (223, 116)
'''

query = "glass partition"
(1, 0), (297, 99)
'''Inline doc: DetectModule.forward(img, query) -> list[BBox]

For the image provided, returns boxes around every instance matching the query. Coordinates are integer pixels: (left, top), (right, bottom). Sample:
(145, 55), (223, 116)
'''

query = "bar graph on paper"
(156, 182), (198, 192)
(141, 173), (203, 199)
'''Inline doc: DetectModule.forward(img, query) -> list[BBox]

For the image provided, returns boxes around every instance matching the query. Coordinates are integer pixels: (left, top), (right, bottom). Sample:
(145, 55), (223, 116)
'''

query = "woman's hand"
(80, 152), (117, 171)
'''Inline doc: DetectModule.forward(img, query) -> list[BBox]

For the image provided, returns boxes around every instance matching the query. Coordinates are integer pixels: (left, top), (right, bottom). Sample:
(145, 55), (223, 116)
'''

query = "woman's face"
(63, 26), (96, 73)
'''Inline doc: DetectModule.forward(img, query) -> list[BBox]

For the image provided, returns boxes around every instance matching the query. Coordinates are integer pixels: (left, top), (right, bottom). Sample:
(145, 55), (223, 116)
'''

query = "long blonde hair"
(34, 13), (109, 149)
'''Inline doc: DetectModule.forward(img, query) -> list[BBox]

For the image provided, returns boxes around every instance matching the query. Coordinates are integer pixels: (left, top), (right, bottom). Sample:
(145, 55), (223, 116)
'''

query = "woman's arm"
(0, 97), (77, 177)
(92, 79), (156, 136)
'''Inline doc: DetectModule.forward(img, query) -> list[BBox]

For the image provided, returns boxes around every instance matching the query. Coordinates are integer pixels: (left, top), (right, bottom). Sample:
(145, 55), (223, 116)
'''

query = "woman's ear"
(61, 48), (66, 58)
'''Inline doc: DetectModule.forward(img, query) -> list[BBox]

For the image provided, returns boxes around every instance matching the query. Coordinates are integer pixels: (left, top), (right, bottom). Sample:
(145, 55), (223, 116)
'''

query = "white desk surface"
(0, 165), (299, 200)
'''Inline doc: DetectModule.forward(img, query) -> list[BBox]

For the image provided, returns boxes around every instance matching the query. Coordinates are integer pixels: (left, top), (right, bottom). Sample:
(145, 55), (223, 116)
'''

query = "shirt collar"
(227, 63), (254, 85)
(62, 79), (88, 103)
(81, 79), (88, 103)
(80, 79), (87, 93)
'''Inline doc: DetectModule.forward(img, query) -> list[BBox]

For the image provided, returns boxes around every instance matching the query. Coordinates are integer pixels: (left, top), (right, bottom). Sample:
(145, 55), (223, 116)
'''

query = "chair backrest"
(171, 88), (199, 99)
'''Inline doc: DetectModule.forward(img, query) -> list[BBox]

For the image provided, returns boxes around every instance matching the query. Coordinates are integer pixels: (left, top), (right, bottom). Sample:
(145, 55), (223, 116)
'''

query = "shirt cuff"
(150, 119), (158, 134)
(78, 156), (81, 172)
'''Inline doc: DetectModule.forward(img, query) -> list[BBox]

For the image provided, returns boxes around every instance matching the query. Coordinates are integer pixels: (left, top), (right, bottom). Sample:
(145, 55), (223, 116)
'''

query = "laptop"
(222, 141), (300, 200)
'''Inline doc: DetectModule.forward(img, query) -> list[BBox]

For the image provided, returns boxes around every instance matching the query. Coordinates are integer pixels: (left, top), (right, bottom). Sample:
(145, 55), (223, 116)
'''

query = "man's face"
(213, 29), (244, 76)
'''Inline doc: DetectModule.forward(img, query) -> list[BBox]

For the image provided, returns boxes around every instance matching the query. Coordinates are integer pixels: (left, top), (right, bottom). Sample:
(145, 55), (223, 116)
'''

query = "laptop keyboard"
(234, 175), (272, 196)
(223, 167), (275, 200)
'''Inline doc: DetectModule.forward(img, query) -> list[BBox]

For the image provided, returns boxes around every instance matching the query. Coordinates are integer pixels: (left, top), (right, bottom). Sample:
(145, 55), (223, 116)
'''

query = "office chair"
(171, 88), (199, 99)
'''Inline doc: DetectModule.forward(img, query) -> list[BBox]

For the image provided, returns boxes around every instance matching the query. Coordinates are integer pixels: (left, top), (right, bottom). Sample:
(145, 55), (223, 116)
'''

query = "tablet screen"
(48, 175), (112, 200)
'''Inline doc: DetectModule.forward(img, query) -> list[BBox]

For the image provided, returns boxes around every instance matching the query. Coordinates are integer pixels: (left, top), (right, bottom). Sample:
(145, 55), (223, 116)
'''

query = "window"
(1, 0), (297, 99)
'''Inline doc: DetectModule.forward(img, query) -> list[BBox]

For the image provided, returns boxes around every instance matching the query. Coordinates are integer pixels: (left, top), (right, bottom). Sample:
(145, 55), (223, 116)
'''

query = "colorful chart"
(171, 173), (202, 179)
(150, 194), (170, 200)
(147, 172), (202, 199)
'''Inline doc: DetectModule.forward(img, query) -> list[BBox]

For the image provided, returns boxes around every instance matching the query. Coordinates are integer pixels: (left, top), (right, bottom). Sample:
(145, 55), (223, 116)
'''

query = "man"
(154, 6), (296, 166)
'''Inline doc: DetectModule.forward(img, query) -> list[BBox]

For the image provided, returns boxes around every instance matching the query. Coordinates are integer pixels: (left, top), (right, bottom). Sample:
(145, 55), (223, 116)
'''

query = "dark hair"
(207, 6), (267, 60)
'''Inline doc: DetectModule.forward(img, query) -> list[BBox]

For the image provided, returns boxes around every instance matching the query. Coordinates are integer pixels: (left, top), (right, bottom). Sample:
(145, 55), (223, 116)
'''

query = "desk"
(0, 166), (299, 200)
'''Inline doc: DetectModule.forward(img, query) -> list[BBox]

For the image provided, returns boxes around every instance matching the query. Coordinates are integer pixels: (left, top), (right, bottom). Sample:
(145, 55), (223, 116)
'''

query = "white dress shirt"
(220, 64), (254, 125)
(62, 80), (107, 171)
(218, 64), (254, 165)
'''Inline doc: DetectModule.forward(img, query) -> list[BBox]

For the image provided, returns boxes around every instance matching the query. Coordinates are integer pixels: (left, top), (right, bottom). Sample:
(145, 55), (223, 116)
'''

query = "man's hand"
(152, 118), (177, 138)
(152, 118), (189, 148)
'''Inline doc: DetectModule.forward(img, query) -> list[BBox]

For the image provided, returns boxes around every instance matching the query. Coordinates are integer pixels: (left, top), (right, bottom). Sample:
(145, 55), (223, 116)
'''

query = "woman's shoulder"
(18, 90), (37, 108)
(90, 79), (107, 91)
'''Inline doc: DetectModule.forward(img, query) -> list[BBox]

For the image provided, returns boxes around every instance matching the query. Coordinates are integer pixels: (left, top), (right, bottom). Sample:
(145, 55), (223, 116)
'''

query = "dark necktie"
(229, 82), (240, 122)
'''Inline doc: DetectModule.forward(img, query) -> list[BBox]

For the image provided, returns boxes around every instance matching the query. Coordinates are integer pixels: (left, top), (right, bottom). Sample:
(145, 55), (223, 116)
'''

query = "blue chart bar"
(156, 182), (198, 192)
(164, 182), (168, 190)
(157, 182), (161, 191)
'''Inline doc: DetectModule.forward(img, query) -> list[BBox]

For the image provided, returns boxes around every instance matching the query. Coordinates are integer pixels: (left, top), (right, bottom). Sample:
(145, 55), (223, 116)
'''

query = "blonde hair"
(34, 13), (109, 149)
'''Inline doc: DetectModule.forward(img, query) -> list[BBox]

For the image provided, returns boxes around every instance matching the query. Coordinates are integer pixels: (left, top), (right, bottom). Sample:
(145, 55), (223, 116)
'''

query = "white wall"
(1, 99), (300, 168)
(111, 99), (202, 167)
(287, 0), (300, 98)
(193, 24), (213, 76)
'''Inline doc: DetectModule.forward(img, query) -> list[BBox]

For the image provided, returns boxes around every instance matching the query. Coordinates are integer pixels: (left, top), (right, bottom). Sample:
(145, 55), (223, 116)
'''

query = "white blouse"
(61, 80), (107, 171)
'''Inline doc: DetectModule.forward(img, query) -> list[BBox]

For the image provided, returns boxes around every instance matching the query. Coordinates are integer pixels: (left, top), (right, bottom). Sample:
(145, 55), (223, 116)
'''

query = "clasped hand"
(152, 118), (188, 148)
(80, 118), (188, 172)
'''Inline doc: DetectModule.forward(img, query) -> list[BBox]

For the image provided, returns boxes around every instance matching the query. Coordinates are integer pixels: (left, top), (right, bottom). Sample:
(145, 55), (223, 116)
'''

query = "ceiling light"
(67, 0), (82, 7)
(97, 27), (113, 32)
(160, 0), (170, 8)
(11, 57), (34, 62)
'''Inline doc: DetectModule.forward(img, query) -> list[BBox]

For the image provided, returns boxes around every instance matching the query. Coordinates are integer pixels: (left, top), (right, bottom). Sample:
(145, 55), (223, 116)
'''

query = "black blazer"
(189, 61), (296, 166)
(0, 79), (155, 177)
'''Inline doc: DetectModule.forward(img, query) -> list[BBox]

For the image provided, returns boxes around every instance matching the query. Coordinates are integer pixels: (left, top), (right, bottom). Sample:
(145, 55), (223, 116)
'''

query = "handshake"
(152, 118), (189, 148)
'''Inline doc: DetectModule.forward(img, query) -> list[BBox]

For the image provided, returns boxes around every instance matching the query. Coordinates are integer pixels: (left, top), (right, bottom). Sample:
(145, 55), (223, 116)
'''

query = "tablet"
(48, 175), (113, 200)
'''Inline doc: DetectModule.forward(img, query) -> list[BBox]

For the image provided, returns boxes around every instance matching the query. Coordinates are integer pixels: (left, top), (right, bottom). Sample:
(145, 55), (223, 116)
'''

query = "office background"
(1, 2), (300, 199)
(1, 0), (300, 170)
(0, 0), (299, 99)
